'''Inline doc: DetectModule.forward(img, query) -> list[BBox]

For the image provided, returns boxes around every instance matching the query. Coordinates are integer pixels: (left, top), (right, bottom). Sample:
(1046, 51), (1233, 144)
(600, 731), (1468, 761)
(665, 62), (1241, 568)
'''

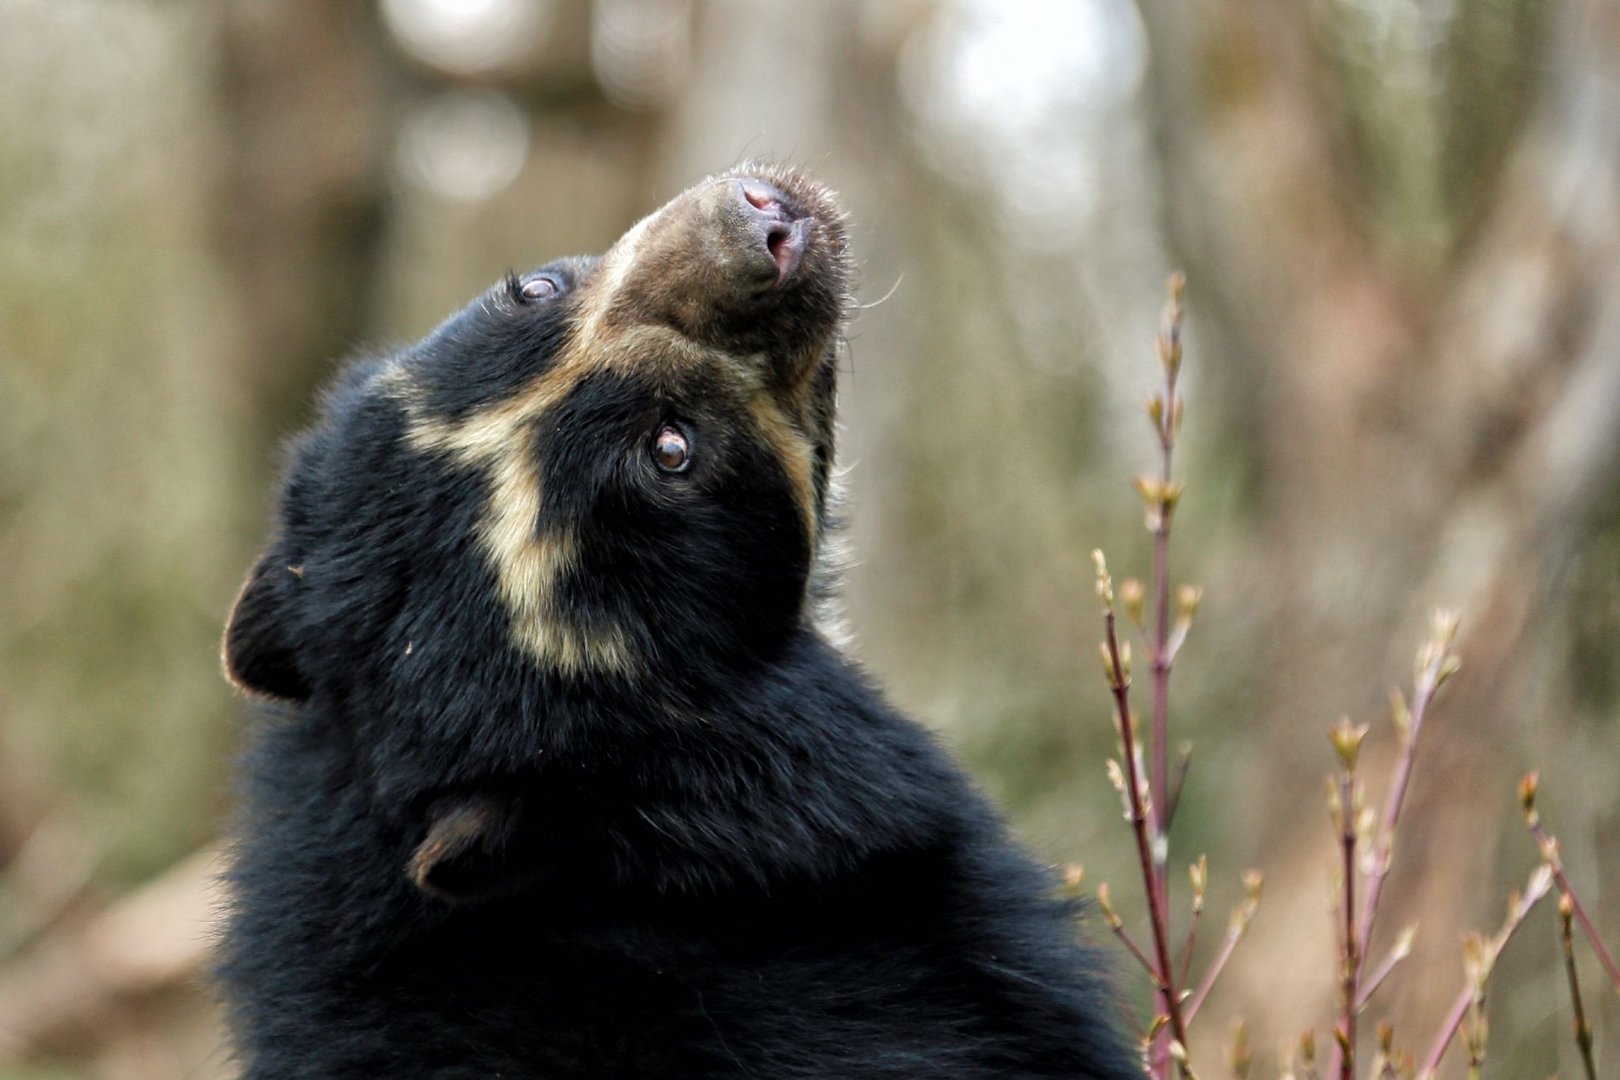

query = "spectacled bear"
(220, 165), (1138, 1078)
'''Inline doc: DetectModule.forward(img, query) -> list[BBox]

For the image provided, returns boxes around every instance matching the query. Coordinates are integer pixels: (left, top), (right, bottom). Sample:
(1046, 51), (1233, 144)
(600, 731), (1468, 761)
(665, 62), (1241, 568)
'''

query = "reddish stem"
(1162, 745), (1192, 832)
(1147, 314), (1181, 1075)
(1422, 985), (1481, 1076)
(1560, 897), (1598, 1080)
(1150, 520), (1172, 849)
(1357, 654), (1444, 973)
(1103, 610), (1189, 1072)
(1354, 938), (1409, 1010)
(1149, 381), (1176, 868)
(1182, 916), (1246, 1025)
(1108, 918), (1164, 984)
(1177, 902), (1202, 992)
(1417, 871), (1549, 1077)
(1337, 770), (1358, 1080)
(1528, 817), (1620, 992)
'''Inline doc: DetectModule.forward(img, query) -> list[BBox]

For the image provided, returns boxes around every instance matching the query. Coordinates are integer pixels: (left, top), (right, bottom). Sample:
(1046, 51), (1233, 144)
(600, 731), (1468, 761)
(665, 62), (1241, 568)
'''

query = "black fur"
(220, 166), (1138, 1078)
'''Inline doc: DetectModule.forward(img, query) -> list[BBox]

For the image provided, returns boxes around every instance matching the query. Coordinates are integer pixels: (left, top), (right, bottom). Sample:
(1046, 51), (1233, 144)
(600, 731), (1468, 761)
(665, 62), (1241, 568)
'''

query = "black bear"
(220, 164), (1138, 1078)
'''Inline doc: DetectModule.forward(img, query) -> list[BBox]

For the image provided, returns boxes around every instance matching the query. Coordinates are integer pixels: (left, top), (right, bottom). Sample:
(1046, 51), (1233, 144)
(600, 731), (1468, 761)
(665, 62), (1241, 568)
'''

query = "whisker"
(858, 273), (905, 310)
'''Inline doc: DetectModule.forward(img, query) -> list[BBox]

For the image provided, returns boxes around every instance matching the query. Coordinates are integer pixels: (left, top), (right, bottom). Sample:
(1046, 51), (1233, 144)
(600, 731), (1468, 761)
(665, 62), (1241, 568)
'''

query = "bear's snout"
(735, 177), (812, 286)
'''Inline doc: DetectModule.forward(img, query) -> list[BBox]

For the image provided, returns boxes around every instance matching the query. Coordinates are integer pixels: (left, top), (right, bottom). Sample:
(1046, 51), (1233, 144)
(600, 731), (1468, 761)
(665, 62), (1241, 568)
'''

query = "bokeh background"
(2, 0), (1618, 1076)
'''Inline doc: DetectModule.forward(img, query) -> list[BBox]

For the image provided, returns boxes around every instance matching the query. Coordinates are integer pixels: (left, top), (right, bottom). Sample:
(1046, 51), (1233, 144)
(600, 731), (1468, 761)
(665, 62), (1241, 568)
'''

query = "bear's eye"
(651, 424), (692, 474)
(518, 275), (559, 302)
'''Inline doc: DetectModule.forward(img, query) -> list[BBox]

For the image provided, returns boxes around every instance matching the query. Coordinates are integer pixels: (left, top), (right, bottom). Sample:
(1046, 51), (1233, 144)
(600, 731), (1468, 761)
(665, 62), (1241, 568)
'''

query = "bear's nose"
(737, 179), (809, 285)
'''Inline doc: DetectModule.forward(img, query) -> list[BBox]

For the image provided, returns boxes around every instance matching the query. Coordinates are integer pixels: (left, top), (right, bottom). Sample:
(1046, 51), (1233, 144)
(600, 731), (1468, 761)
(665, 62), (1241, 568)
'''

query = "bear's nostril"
(766, 223), (792, 258)
(741, 182), (779, 213)
(735, 178), (807, 284)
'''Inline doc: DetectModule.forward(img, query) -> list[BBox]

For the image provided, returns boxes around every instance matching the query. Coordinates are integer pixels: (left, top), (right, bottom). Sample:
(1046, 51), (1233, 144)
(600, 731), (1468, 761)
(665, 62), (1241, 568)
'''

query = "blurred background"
(2, 0), (1617, 1075)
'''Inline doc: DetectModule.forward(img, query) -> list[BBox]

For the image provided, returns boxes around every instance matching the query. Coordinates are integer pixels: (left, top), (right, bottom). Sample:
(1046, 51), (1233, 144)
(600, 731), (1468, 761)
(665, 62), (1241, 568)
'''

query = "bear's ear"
(408, 793), (539, 905)
(223, 554), (311, 703)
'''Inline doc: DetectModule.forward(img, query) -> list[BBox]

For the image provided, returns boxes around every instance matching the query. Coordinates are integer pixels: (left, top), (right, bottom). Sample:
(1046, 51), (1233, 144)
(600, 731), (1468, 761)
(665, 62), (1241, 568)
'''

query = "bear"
(220, 164), (1139, 1079)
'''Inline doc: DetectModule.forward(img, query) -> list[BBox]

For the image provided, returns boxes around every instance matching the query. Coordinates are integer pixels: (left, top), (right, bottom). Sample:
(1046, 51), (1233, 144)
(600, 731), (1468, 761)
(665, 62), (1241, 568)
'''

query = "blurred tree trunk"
(216, 0), (393, 465)
(1138, 0), (1620, 1061)
(0, 2), (254, 1074)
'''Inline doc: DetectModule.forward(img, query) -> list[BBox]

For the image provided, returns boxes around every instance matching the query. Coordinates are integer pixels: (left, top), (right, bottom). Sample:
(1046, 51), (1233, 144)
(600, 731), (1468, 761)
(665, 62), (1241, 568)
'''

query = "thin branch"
(1326, 719), (1369, 1078)
(1422, 971), (1482, 1077)
(1354, 925), (1415, 1010)
(1462, 931), (1488, 1076)
(1559, 893), (1598, 1080)
(1182, 920), (1240, 1026)
(1416, 866), (1552, 1079)
(1163, 743), (1193, 833)
(1183, 877), (1261, 1026)
(1357, 615), (1459, 970)
(1521, 773), (1620, 993)
(1113, 925), (1161, 984)
(1146, 273), (1185, 860)
(1098, 882), (1163, 983)
(1177, 869), (1204, 993)
(1094, 552), (1190, 1074)
(1108, 608), (1190, 1059)
(1145, 274), (1187, 1077)
(1549, 856), (1620, 990)
(1336, 767), (1358, 1080)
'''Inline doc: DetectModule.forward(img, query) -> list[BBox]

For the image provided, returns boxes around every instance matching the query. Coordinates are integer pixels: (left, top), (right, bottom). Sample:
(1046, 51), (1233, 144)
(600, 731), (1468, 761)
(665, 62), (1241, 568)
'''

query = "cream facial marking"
(746, 395), (818, 550)
(396, 315), (827, 677)
(400, 361), (633, 678)
(393, 310), (803, 677)
(391, 169), (842, 676)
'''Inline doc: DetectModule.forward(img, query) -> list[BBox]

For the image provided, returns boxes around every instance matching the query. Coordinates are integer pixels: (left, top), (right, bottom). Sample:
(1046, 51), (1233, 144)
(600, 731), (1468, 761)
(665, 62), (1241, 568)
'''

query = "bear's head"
(223, 166), (851, 788)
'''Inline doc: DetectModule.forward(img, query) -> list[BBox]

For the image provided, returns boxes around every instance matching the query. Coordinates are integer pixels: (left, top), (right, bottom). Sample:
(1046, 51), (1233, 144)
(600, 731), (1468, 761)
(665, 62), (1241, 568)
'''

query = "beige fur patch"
(399, 359), (633, 678)
(389, 177), (832, 675)
(746, 395), (818, 549)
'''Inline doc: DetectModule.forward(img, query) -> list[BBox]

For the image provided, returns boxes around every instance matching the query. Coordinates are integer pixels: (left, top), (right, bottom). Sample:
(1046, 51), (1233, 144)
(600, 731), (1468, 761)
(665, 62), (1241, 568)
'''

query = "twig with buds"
(1095, 550), (1191, 1068)
(1519, 771), (1620, 992)
(1356, 613), (1462, 973)
(1128, 273), (1192, 952)
(1097, 879), (1161, 982)
(1184, 871), (1263, 1025)
(1093, 276), (1209, 1076)
(1519, 771), (1615, 1078)
(1180, 855), (1208, 990)
(1311, 614), (1462, 1078)
(1354, 924), (1415, 1009)
(1559, 892), (1598, 1080)
(1146, 272), (1189, 862)
(1328, 719), (1369, 1080)
(1091, 277), (1262, 1078)
(1415, 866), (1553, 1079)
